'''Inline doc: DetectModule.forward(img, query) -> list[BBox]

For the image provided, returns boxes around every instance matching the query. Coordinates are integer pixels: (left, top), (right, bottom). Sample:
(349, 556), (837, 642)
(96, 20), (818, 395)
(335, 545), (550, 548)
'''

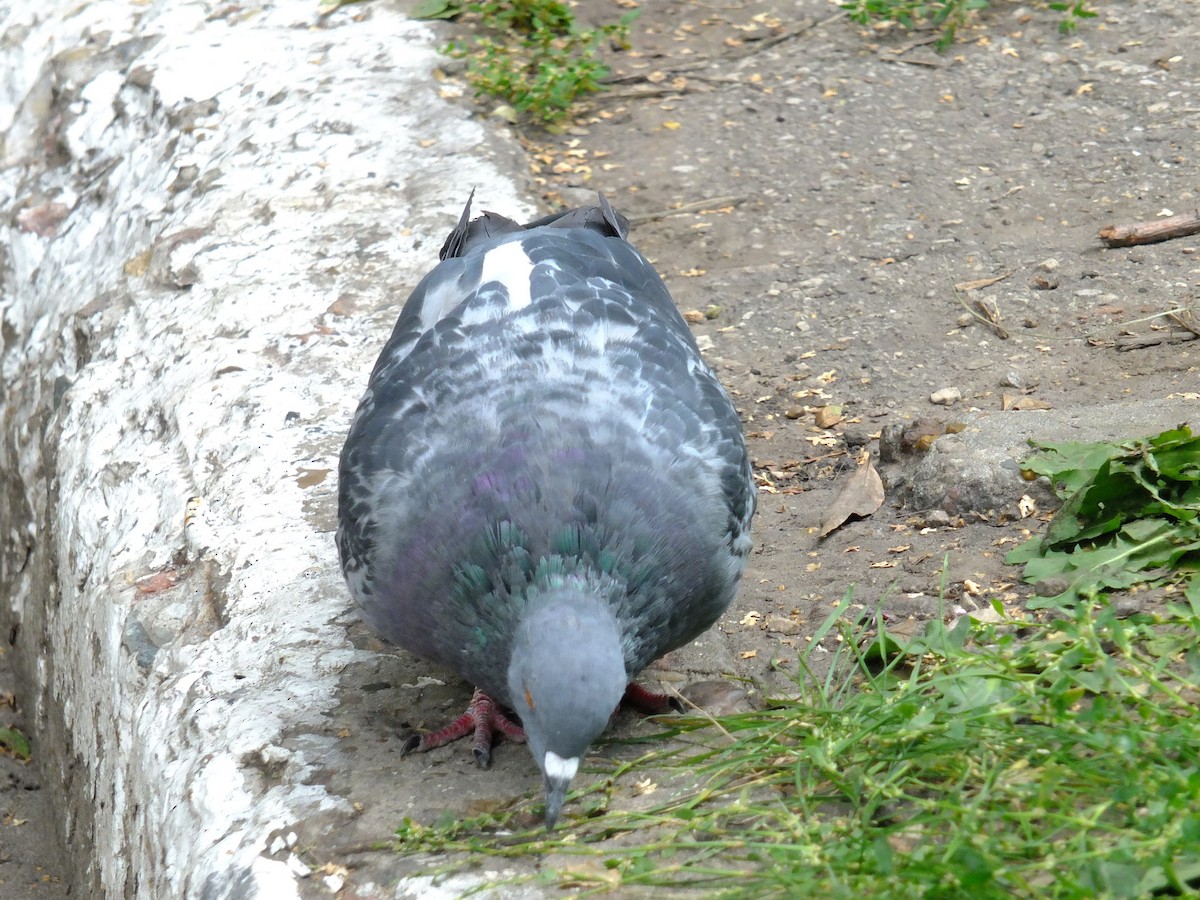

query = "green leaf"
(1014, 426), (1200, 608)
(1025, 519), (1200, 609)
(411, 0), (464, 19)
(0, 726), (31, 760)
(1021, 438), (1125, 497)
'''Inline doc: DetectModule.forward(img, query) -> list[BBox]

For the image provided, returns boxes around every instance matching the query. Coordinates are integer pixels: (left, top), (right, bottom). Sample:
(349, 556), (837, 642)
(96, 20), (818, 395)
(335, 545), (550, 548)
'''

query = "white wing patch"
(418, 271), (470, 332)
(480, 240), (534, 311)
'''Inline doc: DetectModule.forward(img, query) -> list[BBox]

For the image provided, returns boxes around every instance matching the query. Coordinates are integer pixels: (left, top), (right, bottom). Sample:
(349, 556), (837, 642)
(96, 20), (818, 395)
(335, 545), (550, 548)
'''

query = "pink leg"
(403, 688), (526, 767)
(619, 682), (684, 715)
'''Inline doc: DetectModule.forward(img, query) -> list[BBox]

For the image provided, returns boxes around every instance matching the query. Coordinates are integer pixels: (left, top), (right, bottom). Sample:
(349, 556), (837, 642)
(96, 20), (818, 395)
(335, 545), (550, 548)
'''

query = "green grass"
(386, 594), (1200, 896)
(0, 725), (32, 760)
(842, 0), (1099, 49)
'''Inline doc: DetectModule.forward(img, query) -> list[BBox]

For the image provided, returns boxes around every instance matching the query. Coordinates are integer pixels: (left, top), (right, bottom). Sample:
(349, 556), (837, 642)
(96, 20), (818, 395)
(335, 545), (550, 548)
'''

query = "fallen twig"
(954, 272), (1012, 292)
(963, 295), (1009, 339)
(625, 196), (748, 225)
(1114, 330), (1198, 351)
(1099, 209), (1200, 247)
(1167, 309), (1200, 337)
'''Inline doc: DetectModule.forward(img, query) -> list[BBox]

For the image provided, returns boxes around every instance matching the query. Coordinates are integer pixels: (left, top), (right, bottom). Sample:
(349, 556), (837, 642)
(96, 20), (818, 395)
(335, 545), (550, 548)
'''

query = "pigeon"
(336, 192), (755, 828)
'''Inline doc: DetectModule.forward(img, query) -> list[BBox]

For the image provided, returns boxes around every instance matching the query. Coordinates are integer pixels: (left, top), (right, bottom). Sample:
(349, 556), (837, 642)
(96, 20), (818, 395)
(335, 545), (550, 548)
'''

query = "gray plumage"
(337, 192), (755, 826)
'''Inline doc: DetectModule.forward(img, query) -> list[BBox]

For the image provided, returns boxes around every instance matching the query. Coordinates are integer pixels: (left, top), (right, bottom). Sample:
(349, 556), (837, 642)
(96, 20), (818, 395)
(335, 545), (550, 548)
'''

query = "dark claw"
(472, 744), (492, 769)
(667, 695), (685, 714)
(401, 733), (423, 756)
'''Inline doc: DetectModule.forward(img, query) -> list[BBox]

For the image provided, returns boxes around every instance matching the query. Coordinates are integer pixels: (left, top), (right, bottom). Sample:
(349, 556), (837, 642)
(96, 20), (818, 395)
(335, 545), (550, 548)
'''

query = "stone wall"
(0, 2), (527, 895)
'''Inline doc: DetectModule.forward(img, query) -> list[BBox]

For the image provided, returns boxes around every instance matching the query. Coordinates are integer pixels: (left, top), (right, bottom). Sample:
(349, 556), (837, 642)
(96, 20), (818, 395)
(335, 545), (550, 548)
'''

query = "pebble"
(930, 387), (962, 405)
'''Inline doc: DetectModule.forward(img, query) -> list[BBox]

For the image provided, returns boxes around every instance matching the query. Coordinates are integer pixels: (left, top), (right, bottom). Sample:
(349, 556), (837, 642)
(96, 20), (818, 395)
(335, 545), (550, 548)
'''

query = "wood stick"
(1114, 329), (1198, 351)
(1099, 209), (1200, 247)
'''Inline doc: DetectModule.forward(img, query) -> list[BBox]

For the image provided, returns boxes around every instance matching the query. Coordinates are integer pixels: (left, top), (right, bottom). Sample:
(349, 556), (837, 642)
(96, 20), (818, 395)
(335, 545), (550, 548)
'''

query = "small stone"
(765, 613), (803, 635)
(679, 680), (751, 715)
(1033, 577), (1071, 598)
(956, 313), (974, 328)
(1000, 371), (1024, 389)
(1112, 595), (1146, 617)
(1038, 258), (1059, 272)
(930, 387), (961, 405)
(489, 104), (518, 123)
(843, 429), (870, 449)
(784, 407), (804, 419)
(919, 509), (952, 527)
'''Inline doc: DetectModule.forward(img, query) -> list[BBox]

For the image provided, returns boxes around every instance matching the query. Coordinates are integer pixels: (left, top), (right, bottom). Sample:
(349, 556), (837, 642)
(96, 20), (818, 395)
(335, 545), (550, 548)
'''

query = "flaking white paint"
(0, 1), (531, 897)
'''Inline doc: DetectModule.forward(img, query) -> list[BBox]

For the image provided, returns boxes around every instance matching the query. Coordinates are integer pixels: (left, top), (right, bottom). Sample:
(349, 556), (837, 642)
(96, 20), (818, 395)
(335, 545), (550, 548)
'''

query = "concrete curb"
(0, 2), (529, 895)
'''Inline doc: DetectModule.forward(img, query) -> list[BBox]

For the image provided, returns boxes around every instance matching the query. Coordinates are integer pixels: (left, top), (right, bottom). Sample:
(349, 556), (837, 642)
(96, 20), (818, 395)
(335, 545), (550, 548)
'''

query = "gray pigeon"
(336, 192), (755, 828)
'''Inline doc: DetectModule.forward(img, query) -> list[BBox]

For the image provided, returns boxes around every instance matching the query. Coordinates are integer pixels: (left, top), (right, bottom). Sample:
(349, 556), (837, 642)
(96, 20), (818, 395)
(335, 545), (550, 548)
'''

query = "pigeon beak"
(541, 751), (580, 830)
(543, 775), (570, 829)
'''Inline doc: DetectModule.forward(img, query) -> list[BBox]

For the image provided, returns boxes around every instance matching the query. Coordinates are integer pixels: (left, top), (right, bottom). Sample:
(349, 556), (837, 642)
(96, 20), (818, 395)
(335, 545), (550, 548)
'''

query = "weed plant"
(414, 0), (637, 125)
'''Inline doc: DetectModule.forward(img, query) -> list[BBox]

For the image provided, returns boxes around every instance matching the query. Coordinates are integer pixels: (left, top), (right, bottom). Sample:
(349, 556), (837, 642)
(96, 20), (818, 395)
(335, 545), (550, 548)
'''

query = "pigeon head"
(506, 583), (627, 829)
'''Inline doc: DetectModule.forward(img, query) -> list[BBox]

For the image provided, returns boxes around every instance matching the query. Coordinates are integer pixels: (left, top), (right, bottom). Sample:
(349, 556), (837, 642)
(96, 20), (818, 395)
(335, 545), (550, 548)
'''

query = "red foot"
(403, 688), (526, 768)
(619, 682), (684, 715)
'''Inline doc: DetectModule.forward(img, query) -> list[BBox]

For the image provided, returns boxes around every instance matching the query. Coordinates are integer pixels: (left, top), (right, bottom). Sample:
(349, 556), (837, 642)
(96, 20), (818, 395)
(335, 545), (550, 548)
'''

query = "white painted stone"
(0, 1), (529, 897)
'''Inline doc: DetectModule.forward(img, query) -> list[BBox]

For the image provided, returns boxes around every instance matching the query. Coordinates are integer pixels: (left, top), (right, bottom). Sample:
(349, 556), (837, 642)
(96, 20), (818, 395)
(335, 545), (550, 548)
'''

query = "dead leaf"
(16, 202), (71, 238)
(135, 569), (180, 595)
(1001, 394), (1053, 411)
(954, 272), (1011, 291)
(819, 451), (885, 537)
(813, 405), (843, 428)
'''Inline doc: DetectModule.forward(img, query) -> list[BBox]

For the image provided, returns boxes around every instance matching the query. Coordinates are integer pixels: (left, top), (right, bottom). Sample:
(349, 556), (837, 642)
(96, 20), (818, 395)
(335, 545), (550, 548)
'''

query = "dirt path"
(506, 0), (1199, 687)
(298, 2), (1198, 893)
(0, 650), (68, 899)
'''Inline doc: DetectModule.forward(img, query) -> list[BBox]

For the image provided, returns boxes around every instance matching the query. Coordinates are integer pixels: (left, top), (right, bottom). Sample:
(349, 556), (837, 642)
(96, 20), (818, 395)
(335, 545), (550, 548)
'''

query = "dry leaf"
(954, 272), (1011, 291)
(819, 451), (885, 537)
(1003, 395), (1052, 411)
(16, 202), (71, 238)
(814, 405), (843, 428)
